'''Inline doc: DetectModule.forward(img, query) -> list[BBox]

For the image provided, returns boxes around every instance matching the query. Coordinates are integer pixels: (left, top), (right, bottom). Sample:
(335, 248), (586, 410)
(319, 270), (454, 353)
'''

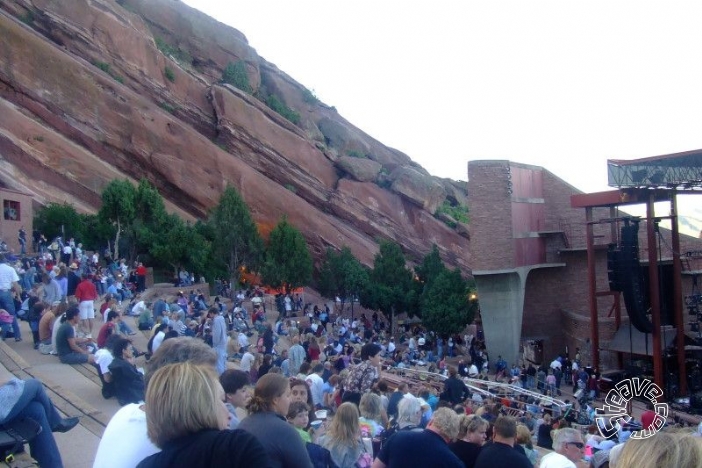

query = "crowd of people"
(2, 235), (702, 467)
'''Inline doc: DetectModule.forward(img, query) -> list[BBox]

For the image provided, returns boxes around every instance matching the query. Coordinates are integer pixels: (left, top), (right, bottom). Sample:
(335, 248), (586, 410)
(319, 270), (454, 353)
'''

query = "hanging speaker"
(607, 244), (623, 292)
(619, 221), (653, 334)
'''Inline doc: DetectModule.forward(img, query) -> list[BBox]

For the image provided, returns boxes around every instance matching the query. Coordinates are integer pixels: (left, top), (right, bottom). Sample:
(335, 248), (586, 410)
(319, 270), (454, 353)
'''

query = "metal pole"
(646, 193), (664, 395)
(670, 193), (687, 395)
(586, 207), (600, 370)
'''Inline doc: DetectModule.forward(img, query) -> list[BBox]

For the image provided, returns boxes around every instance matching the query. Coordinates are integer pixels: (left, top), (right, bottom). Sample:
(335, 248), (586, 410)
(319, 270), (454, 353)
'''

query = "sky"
(183, 0), (702, 233)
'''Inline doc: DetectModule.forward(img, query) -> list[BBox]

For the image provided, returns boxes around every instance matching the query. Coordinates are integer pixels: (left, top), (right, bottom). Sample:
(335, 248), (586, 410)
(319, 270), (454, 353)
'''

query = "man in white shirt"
(550, 358), (562, 371)
(0, 254), (22, 341)
(237, 331), (249, 351)
(468, 363), (479, 377)
(240, 349), (255, 373)
(305, 364), (325, 408)
(130, 299), (147, 317)
(93, 338), (217, 468)
(539, 427), (584, 468)
(387, 338), (396, 354)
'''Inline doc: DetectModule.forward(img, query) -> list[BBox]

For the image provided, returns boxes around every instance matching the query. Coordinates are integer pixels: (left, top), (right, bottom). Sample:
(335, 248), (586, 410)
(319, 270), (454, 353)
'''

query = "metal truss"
(608, 151), (702, 189)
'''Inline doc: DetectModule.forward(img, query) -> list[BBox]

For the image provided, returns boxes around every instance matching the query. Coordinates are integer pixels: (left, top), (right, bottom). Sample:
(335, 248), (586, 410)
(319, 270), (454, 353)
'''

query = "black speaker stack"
(606, 220), (654, 333)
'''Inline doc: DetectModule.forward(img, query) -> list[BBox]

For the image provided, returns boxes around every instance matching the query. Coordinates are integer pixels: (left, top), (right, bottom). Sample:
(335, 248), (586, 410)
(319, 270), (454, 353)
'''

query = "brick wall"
(469, 160), (702, 370)
(0, 188), (33, 253)
(468, 161), (514, 270)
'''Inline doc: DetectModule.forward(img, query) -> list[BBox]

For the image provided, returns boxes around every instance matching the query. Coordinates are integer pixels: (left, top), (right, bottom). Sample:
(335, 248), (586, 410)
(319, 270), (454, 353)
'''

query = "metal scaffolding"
(608, 150), (702, 189)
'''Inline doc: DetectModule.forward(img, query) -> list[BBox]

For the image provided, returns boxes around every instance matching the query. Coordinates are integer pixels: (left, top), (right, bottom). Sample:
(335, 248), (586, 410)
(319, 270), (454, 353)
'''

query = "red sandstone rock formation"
(0, 0), (470, 271)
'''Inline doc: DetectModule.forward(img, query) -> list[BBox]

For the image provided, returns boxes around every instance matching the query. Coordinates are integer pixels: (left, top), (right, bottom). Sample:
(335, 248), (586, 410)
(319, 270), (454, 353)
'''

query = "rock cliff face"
(0, 0), (471, 271)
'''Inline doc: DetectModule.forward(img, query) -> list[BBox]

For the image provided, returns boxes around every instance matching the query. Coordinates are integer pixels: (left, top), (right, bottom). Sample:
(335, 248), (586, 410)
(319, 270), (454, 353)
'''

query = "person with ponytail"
(238, 373), (313, 468)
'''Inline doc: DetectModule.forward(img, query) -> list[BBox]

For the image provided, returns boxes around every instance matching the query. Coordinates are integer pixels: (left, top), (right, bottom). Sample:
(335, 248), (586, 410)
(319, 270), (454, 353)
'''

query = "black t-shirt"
(137, 429), (272, 468)
(474, 441), (531, 468)
(378, 429), (463, 468)
(449, 440), (482, 468)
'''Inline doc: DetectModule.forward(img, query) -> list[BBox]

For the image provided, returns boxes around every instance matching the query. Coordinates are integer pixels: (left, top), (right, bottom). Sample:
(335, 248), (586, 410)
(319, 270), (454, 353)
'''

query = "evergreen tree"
(98, 179), (136, 261)
(151, 214), (209, 278)
(411, 244), (447, 317)
(318, 246), (369, 313)
(261, 217), (312, 293)
(33, 202), (84, 241)
(208, 186), (264, 285)
(361, 240), (414, 331)
(127, 179), (169, 261)
(421, 268), (476, 336)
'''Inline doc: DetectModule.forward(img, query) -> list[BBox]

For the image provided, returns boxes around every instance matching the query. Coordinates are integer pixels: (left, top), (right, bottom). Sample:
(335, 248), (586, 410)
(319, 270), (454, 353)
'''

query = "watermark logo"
(595, 378), (668, 440)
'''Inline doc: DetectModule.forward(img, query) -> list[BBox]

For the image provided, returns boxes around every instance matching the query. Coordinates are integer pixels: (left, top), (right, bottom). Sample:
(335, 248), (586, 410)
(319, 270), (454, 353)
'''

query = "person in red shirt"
(75, 273), (98, 336)
(97, 313), (117, 349)
(135, 262), (147, 293)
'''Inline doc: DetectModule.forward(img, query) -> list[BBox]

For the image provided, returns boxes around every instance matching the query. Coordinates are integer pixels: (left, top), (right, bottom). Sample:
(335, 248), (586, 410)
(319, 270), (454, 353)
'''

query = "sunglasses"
(566, 442), (584, 449)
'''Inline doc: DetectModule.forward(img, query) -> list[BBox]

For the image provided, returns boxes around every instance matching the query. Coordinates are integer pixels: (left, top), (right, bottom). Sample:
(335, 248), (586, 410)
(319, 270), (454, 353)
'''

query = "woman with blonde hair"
(515, 424), (538, 466)
(358, 392), (384, 437)
(318, 402), (370, 468)
(136, 362), (270, 467)
(238, 373), (313, 468)
(449, 414), (488, 468)
(615, 431), (702, 468)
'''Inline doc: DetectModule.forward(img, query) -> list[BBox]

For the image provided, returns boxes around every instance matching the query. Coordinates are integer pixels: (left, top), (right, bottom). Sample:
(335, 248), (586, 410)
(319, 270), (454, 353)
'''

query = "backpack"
(305, 442), (339, 468)
(0, 417), (41, 467)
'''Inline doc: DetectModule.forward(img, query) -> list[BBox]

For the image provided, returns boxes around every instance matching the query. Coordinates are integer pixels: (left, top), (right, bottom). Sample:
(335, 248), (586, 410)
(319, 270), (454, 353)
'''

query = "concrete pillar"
(474, 268), (528, 366)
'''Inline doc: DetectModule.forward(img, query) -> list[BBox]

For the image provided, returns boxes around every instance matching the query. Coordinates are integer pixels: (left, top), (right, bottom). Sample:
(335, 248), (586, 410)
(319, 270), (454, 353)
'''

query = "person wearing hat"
(66, 263), (80, 297)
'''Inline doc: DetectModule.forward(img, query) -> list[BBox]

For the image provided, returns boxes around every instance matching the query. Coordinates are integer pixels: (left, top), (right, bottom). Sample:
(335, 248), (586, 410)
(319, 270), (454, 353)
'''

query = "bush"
(302, 88), (318, 104)
(21, 10), (35, 25)
(92, 61), (124, 84)
(158, 101), (177, 114)
(154, 37), (192, 67)
(346, 150), (367, 159)
(285, 184), (297, 193)
(164, 66), (175, 82)
(266, 94), (300, 125)
(93, 61), (110, 73)
(222, 61), (252, 94)
(435, 200), (470, 225)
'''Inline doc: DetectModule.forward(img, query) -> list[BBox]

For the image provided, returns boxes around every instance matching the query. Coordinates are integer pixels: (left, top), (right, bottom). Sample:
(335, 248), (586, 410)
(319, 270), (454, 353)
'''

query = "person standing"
(75, 273), (98, 336)
(209, 307), (228, 375)
(288, 335), (306, 377)
(135, 262), (147, 293)
(0, 253), (22, 341)
(442, 367), (470, 405)
(18, 226), (27, 255)
(342, 343), (382, 406)
(66, 263), (80, 298)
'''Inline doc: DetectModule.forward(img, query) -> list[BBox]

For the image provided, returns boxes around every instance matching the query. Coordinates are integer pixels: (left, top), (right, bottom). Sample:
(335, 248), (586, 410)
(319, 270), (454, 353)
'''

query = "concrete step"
(0, 314), (148, 467)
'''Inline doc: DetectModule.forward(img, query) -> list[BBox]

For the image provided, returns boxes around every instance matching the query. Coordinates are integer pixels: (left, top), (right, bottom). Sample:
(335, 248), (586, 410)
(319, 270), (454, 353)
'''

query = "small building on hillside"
(0, 187), (33, 254)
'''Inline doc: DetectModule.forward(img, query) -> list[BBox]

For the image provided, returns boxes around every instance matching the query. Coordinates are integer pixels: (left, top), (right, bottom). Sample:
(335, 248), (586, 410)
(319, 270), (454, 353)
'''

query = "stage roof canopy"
(608, 149), (702, 189)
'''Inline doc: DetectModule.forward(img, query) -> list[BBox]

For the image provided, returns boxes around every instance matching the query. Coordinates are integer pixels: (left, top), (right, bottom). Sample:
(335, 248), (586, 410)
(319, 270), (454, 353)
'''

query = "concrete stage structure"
(468, 156), (702, 397)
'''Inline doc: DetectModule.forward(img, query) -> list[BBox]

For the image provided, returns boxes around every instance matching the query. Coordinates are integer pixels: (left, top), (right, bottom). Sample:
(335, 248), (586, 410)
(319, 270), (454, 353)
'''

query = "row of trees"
(34, 180), (312, 293)
(35, 179), (477, 335)
(319, 243), (479, 336)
